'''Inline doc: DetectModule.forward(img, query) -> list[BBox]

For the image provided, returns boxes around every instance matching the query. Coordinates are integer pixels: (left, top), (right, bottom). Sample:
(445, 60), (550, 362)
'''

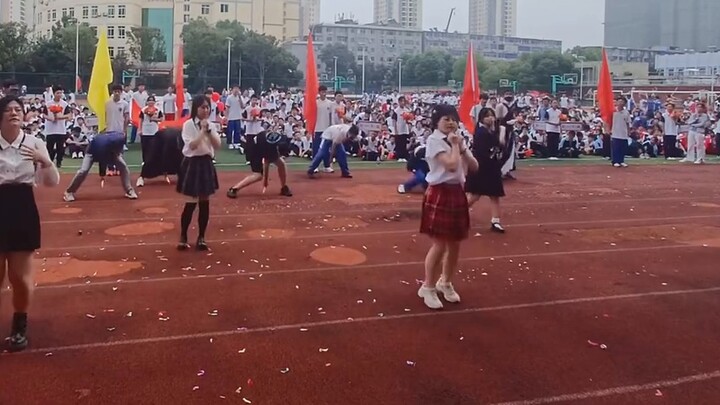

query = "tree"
(181, 19), (228, 90)
(400, 50), (454, 86)
(128, 27), (167, 64)
(509, 51), (578, 92)
(452, 53), (490, 83)
(565, 46), (602, 62)
(318, 43), (358, 78)
(0, 22), (31, 73)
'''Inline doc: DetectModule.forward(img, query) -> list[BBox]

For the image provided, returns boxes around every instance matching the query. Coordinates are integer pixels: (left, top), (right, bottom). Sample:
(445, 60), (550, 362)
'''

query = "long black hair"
(189, 94), (210, 120)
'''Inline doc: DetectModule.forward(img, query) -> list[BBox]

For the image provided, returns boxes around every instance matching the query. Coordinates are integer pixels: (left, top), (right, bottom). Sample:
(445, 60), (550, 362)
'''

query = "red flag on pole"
(175, 46), (185, 115)
(304, 31), (319, 135)
(597, 48), (615, 128)
(458, 43), (481, 131)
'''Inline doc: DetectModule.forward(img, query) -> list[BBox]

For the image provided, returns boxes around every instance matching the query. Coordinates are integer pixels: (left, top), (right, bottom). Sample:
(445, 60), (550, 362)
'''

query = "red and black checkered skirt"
(420, 183), (470, 241)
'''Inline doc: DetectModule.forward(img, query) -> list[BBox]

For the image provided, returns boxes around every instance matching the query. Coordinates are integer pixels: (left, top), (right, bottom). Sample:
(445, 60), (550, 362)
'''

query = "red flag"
(131, 98), (142, 128)
(458, 43), (481, 131)
(175, 46), (185, 115)
(75, 76), (82, 93)
(597, 48), (615, 128)
(303, 32), (319, 134)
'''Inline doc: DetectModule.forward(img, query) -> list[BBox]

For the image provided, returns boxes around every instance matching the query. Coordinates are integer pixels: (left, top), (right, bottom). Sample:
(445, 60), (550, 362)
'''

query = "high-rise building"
(469, 0), (516, 37)
(605, 0), (720, 51)
(32, 0), (302, 62)
(373, 0), (422, 29)
(0, 0), (32, 26)
(299, 0), (319, 37)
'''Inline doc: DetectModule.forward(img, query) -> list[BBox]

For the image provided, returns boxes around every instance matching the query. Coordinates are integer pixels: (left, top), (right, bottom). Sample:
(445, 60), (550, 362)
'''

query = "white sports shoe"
(125, 189), (138, 199)
(323, 167), (335, 173)
(397, 184), (406, 194)
(417, 286), (443, 309)
(136, 177), (145, 187)
(436, 281), (461, 303)
(63, 192), (75, 202)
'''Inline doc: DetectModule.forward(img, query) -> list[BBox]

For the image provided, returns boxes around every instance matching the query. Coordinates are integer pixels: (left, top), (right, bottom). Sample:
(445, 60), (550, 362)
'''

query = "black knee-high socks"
(180, 201), (210, 241)
(198, 200), (209, 239)
(180, 202), (197, 241)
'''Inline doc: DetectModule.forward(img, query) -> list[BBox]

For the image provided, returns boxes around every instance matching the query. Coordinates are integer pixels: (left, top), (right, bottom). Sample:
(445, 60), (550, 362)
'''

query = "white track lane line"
(11, 285), (720, 355)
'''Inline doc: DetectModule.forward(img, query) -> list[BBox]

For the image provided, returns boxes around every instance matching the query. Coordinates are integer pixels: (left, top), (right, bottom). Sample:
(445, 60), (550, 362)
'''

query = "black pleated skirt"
(0, 184), (41, 252)
(176, 155), (219, 198)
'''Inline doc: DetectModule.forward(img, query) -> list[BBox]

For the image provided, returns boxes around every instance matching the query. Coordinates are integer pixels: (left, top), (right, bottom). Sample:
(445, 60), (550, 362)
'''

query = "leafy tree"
(565, 46), (602, 62)
(0, 22), (31, 73)
(451, 53), (490, 83)
(362, 62), (389, 92)
(508, 51), (578, 92)
(318, 43), (358, 78)
(181, 19), (228, 90)
(128, 27), (167, 64)
(401, 50), (454, 86)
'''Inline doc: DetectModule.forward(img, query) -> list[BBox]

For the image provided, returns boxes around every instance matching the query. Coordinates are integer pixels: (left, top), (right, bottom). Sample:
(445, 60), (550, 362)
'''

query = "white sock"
(491, 217), (501, 224)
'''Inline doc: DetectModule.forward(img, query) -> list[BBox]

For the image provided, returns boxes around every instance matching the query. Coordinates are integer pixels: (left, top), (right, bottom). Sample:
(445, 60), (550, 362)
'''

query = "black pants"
(46, 134), (66, 167)
(394, 134), (409, 159)
(715, 133), (720, 156)
(546, 132), (560, 158)
(663, 135), (680, 158)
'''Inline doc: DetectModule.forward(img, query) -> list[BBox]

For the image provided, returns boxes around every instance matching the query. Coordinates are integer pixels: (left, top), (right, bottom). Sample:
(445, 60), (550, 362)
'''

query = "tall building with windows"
(373, 0), (422, 29)
(0, 0), (32, 26)
(469, 0), (517, 37)
(605, 0), (720, 51)
(32, 0), (301, 62)
(299, 0), (319, 37)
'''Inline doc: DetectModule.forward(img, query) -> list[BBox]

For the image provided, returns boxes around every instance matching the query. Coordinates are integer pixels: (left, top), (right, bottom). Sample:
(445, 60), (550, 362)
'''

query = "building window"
(109, 47), (115, 58)
(183, 4), (190, 12)
(82, 6), (88, 18)
(38, 12), (42, 23)
(118, 26), (126, 39)
(46, 11), (50, 22)
(118, 5), (126, 18)
(69, 7), (74, 17)
(107, 5), (114, 18)
(107, 26), (114, 38)
(183, 14), (190, 23)
(51, 9), (56, 20)
(90, 26), (97, 36)
(117, 47), (125, 57)
(61, 8), (67, 17)
(91, 6), (98, 18)
(201, 4), (210, 14)
(220, 4), (229, 12)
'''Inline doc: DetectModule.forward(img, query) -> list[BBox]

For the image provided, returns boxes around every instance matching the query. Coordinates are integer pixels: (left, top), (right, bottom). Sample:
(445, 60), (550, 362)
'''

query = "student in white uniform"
(44, 86), (72, 168)
(313, 86), (334, 172)
(0, 95), (60, 351)
(682, 102), (710, 164)
(307, 124), (358, 178)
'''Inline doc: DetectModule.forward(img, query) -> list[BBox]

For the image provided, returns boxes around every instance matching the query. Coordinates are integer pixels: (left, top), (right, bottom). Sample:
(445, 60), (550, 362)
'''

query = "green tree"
(181, 19), (227, 90)
(318, 43), (358, 78)
(565, 46), (602, 62)
(451, 53), (490, 83)
(509, 50), (578, 92)
(402, 50), (454, 86)
(128, 27), (167, 64)
(363, 62), (389, 92)
(0, 22), (31, 73)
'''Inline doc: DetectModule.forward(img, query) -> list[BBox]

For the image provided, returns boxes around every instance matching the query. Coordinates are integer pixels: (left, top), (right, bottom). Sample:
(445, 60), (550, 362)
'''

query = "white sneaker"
(679, 158), (690, 163)
(323, 167), (335, 173)
(620, 163), (628, 167)
(436, 281), (461, 303)
(398, 158), (407, 163)
(694, 159), (704, 165)
(136, 177), (145, 187)
(397, 184), (406, 194)
(63, 192), (75, 202)
(72, 152), (78, 159)
(613, 163), (621, 167)
(548, 157), (559, 161)
(417, 286), (443, 309)
(313, 168), (319, 173)
(125, 189), (138, 199)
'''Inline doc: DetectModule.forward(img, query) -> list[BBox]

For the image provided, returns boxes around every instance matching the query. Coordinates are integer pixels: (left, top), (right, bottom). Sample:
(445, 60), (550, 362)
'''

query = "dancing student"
(136, 96), (164, 187)
(495, 91), (519, 179)
(0, 95), (60, 351)
(63, 132), (138, 201)
(418, 104), (478, 310)
(466, 107), (506, 233)
(226, 131), (293, 198)
(176, 95), (221, 251)
(307, 123), (358, 179)
(397, 145), (429, 194)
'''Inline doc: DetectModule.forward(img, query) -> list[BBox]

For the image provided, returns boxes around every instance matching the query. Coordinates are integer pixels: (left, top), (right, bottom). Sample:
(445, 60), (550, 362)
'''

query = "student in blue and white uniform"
(0, 95), (60, 351)
(307, 123), (358, 179)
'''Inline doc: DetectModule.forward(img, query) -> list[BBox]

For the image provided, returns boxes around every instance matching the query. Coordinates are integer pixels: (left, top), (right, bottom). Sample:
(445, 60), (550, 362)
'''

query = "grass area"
(57, 142), (720, 173)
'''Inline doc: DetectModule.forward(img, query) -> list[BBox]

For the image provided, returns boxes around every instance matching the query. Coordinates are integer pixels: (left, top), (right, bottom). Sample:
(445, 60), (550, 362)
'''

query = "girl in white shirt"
(0, 95), (60, 351)
(176, 95), (222, 251)
(418, 104), (478, 310)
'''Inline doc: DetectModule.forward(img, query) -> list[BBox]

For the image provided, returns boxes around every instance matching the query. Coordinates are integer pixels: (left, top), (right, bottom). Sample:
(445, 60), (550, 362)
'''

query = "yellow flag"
(87, 27), (113, 131)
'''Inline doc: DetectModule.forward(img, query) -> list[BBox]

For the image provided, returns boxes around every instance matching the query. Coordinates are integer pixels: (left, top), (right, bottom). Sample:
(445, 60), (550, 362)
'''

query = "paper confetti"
(238, 348), (246, 353)
(280, 368), (290, 374)
(192, 386), (200, 391)
(197, 370), (205, 376)
(242, 398), (252, 404)
(319, 348), (329, 352)
(406, 360), (416, 366)
(208, 310), (219, 316)
(85, 314), (96, 319)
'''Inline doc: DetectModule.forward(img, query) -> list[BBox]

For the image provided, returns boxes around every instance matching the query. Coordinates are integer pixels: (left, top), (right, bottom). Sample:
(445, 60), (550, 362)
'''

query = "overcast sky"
(320, 0), (605, 49)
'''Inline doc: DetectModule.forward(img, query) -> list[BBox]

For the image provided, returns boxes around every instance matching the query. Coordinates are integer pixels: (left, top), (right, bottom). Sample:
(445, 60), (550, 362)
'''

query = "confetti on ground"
(319, 348), (329, 352)
(238, 348), (246, 353)
(208, 310), (219, 316)
(85, 314), (96, 319)
(406, 360), (416, 367)
(197, 370), (205, 376)
(242, 398), (252, 404)
(655, 389), (663, 397)
(280, 368), (290, 374)
(192, 386), (200, 391)
(235, 387), (242, 394)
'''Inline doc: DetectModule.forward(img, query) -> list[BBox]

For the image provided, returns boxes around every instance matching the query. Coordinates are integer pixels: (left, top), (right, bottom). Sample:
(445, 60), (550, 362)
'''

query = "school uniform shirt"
(394, 107), (411, 134)
(663, 112), (679, 136)
(44, 100), (71, 135)
(139, 108), (163, 136)
(105, 98), (130, 133)
(0, 133), (60, 187)
(321, 124), (352, 144)
(225, 94), (244, 121)
(243, 107), (264, 135)
(162, 93), (177, 115)
(424, 130), (466, 186)
(546, 108), (561, 133)
(315, 98), (334, 132)
(331, 102), (347, 126)
(181, 119), (218, 158)
(611, 110), (631, 139)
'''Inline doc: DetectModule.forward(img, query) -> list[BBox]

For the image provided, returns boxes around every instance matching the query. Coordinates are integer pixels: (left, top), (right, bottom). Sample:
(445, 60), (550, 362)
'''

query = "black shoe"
(196, 238), (209, 251)
(490, 222), (505, 233)
(227, 188), (239, 199)
(177, 236), (190, 251)
(341, 173), (353, 178)
(8, 313), (28, 352)
(280, 185), (293, 197)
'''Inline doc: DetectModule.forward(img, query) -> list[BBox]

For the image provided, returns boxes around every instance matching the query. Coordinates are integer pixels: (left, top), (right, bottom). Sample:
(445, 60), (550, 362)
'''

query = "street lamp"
(225, 37), (233, 91)
(68, 17), (80, 93)
(573, 54), (586, 102)
(333, 56), (338, 91)
(398, 58), (403, 93)
(358, 43), (366, 94)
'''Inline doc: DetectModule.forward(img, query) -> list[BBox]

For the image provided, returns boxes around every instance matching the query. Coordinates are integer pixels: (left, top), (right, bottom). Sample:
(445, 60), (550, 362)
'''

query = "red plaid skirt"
(420, 183), (470, 241)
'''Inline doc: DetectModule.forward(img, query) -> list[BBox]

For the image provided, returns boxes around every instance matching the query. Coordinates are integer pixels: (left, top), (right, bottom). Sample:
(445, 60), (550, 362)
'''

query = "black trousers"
(46, 134), (66, 167)
(546, 132), (560, 158)
(394, 134), (409, 159)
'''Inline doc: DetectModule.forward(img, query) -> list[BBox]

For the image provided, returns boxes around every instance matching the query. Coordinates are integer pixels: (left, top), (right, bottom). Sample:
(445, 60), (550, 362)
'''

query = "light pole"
(398, 58), (403, 93)
(69, 18), (80, 93)
(573, 54), (586, 102)
(225, 37), (233, 91)
(359, 44), (366, 94)
(333, 56), (338, 91)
